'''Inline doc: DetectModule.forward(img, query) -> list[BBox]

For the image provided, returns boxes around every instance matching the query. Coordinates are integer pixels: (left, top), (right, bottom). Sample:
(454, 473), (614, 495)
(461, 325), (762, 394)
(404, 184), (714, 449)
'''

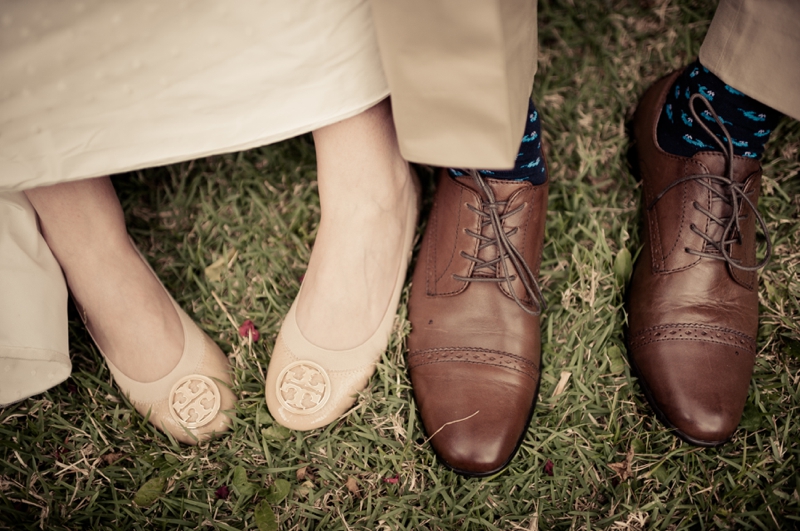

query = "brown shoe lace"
(452, 169), (547, 315)
(647, 94), (772, 271)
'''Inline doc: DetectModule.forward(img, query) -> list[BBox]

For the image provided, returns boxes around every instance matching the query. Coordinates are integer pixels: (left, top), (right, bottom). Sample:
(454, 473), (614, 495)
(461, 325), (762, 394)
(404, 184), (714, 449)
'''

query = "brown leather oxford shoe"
(628, 71), (772, 446)
(408, 169), (547, 476)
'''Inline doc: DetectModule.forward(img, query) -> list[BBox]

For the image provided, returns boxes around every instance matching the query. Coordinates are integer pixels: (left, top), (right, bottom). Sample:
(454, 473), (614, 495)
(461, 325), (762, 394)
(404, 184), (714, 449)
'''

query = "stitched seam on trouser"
(629, 323), (755, 352)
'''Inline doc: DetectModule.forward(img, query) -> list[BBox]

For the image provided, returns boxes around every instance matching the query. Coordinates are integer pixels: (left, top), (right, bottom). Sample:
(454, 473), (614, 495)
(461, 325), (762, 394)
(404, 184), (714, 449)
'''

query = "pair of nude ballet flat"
(90, 179), (418, 443)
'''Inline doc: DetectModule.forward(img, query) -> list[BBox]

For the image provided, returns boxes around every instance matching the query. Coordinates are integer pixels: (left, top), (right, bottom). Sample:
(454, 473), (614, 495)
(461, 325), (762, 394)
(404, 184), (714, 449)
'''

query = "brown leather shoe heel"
(408, 169), (547, 476)
(628, 71), (771, 446)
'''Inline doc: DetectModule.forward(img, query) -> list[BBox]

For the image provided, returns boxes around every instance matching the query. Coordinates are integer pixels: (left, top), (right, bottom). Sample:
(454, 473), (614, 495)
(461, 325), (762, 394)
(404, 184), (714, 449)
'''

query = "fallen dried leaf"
(345, 476), (360, 496)
(101, 451), (125, 466)
(296, 466), (315, 483)
(608, 446), (635, 482)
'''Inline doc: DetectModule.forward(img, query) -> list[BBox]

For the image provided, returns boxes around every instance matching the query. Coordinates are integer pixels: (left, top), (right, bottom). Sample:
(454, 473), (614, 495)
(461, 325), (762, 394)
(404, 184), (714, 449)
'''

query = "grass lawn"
(2, 1), (799, 529)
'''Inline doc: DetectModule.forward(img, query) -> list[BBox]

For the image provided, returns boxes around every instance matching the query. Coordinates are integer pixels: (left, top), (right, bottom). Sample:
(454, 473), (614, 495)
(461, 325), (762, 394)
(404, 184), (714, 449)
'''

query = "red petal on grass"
(215, 485), (230, 500)
(238, 320), (260, 342)
(543, 460), (554, 476)
(383, 474), (399, 484)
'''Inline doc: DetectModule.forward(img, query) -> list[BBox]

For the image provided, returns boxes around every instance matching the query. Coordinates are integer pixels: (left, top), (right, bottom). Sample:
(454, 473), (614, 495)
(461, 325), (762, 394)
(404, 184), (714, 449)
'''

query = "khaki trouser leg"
(0, 192), (71, 406)
(370, 0), (537, 169)
(700, 0), (800, 120)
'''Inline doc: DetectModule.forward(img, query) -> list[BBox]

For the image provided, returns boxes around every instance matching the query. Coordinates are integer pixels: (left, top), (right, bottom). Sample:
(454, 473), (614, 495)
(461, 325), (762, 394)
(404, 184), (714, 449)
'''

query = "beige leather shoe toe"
(81, 244), (236, 444)
(266, 175), (419, 431)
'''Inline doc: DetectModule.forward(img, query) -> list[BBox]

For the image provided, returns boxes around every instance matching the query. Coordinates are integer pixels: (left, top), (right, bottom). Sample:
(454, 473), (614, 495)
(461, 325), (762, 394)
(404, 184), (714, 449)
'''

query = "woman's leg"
(24, 177), (183, 382)
(296, 98), (414, 349)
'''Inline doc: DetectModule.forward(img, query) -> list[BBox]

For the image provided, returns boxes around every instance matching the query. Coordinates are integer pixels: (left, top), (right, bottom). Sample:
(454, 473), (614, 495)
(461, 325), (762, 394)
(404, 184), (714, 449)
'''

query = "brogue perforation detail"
(408, 347), (539, 381)
(629, 323), (756, 352)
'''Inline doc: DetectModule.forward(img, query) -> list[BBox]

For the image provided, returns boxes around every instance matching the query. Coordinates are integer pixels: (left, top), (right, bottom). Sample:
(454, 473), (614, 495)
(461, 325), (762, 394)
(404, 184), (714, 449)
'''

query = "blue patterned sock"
(657, 59), (782, 159)
(449, 99), (546, 184)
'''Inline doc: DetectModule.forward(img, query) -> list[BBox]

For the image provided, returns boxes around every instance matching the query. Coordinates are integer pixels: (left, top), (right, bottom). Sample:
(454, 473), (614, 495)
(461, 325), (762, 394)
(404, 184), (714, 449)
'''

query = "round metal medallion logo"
(276, 361), (330, 415)
(169, 375), (221, 428)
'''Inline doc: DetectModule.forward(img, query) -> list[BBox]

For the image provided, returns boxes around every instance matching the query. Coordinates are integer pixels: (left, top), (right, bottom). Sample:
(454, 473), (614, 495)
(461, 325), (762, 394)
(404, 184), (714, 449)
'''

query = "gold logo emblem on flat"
(276, 361), (330, 415)
(169, 375), (221, 428)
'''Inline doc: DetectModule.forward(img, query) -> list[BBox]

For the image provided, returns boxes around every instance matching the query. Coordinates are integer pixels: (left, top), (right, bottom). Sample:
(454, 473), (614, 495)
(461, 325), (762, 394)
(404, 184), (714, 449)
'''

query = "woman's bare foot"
(24, 177), (184, 383)
(295, 99), (416, 350)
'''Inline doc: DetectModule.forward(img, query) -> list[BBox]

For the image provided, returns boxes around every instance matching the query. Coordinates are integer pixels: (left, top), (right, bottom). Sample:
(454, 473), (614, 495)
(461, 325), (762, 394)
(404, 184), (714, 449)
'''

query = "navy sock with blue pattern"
(657, 59), (782, 160)
(449, 99), (546, 184)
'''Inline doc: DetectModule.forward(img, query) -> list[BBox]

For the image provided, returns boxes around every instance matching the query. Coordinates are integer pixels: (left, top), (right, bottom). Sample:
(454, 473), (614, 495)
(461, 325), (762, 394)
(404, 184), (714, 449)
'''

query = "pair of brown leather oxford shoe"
(407, 70), (770, 476)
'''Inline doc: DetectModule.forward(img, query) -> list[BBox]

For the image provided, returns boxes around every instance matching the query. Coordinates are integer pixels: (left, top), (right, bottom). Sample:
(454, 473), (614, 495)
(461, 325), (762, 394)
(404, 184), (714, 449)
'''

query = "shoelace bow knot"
(452, 170), (546, 315)
(648, 94), (772, 271)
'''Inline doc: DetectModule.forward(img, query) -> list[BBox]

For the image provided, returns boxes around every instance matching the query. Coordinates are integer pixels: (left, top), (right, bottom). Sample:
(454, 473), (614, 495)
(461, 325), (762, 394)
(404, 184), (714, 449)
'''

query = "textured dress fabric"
(0, 0), (389, 404)
(0, 0), (389, 192)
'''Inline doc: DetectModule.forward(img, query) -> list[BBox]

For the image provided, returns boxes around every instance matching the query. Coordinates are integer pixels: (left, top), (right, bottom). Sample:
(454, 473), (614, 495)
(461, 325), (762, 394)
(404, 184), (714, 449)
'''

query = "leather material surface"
(408, 170), (547, 475)
(628, 71), (763, 445)
(84, 244), (237, 445)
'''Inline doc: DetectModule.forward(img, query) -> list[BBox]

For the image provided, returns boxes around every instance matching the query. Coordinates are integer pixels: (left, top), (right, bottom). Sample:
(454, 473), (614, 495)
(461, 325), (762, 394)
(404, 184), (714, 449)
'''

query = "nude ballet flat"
(265, 176), (419, 431)
(80, 244), (236, 444)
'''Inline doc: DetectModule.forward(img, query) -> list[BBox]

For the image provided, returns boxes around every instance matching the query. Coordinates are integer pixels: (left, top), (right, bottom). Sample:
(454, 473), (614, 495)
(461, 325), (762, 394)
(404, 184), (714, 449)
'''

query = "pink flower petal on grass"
(238, 320), (260, 342)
